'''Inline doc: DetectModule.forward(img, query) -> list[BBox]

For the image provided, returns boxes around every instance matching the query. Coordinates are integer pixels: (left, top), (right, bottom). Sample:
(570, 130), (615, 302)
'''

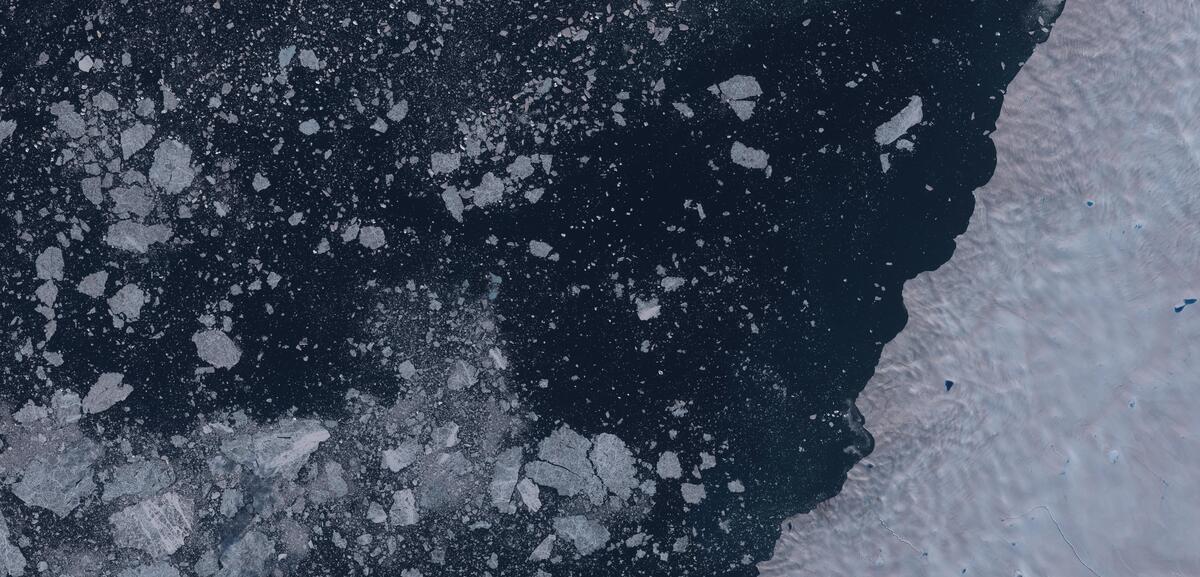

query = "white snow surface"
(764, 1), (1200, 575)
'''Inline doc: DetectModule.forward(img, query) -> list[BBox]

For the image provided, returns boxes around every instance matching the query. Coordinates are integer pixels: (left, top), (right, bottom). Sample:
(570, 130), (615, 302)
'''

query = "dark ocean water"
(0, 0), (1062, 575)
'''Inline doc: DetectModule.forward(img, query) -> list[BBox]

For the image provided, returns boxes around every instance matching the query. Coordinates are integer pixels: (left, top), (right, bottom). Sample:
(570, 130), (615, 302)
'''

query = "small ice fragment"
(120, 123), (155, 159)
(106, 221), (174, 253)
(49, 101), (85, 139)
(656, 451), (682, 479)
(589, 433), (638, 499)
(636, 298), (661, 321)
(529, 534), (555, 561)
(489, 447), (523, 506)
(529, 240), (553, 258)
(382, 439), (421, 472)
(0, 511), (27, 577)
(78, 55), (94, 72)
(191, 329), (241, 369)
(298, 119), (320, 135)
(386, 100), (408, 122)
(252, 173), (271, 192)
(516, 478), (542, 512)
(107, 284), (147, 326)
(358, 226), (386, 250)
(524, 187), (545, 204)
(389, 489), (419, 526)
(298, 48), (320, 70)
(728, 479), (745, 493)
(660, 276), (686, 292)
(109, 492), (194, 558)
(430, 152), (461, 175)
(0, 119), (15, 144)
(35, 246), (64, 281)
(730, 141), (769, 169)
(441, 187), (465, 222)
(716, 75), (762, 100)
(149, 139), (195, 194)
(76, 270), (106, 298)
(278, 45), (296, 68)
(681, 482), (706, 504)
(553, 516), (610, 556)
(83, 372), (133, 414)
(874, 95), (923, 145)
(471, 172), (505, 207)
(93, 91), (119, 111)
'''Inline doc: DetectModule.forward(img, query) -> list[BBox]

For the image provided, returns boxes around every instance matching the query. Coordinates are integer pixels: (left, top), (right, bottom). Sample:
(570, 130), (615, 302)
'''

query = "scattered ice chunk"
(358, 226), (386, 250)
(191, 329), (241, 369)
(728, 99), (756, 121)
(78, 55), (94, 72)
(516, 478), (541, 512)
(660, 276), (686, 292)
(432, 422), (460, 447)
(589, 434), (638, 499)
(441, 187), (465, 222)
(299, 119), (320, 135)
(278, 45), (296, 68)
(0, 119), (16, 144)
(108, 283), (147, 326)
(105, 221), (174, 253)
(386, 100), (409, 122)
(382, 439), (422, 472)
(524, 426), (606, 505)
(103, 460), (174, 502)
(252, 173), (271, 192)
(397, 359), (416, 380)
(370, 118), (388, 133)
(446, 359), (478, 390)
(215, 530), (274, 577)
(307, 462), (349, 504)
(656, 451), (682, 479)
(109, 185), (153, 217)
(117, 563), (181, 577)
(727, 479), (745, 493)
(431, 152), (461, 175)
(529, 534), (555, 561)
(489, 447), (523, 507)
(12, 437), (102, 517)
(109, 492), (193, 558)
(83, 372), (132, 414)
(120, 123), (155, 159)
(93, 91), (119, 111)
(472, 172), (505, 207)
(81, 176), (104, 205)
(220, 419), (330, 479)
(298, 48), (320, 70)
(0, 511), (28, 577)
(524, 187), (545, 204)
(715, 75), (763, 100)
(730, 141), (769, 169)
(636, 298), (661, 321)
(389, 489), (419, 526)
(874, 95), (924, 145)
(529, 240), (553, 258)
(49, 101), (85, 139)
(681, 482), (706, 504)
(35, 247), (64, 281)
(553, 516), (610, 556)
(149, 140), (195, 194)
(672, 102), (694, 118)
(507, 155), (535, 180)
